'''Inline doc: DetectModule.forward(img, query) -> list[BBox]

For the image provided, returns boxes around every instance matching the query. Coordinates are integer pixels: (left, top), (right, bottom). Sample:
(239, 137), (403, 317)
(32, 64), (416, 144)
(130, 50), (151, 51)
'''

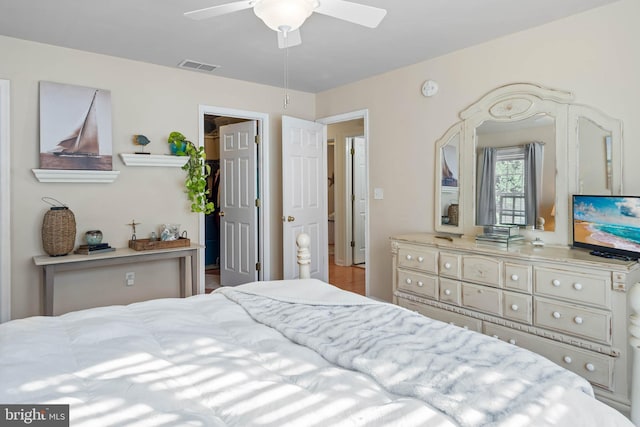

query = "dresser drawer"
(398, 245), (438, 273)
(534, 267), (610, 308)
(462, 255), (502, 287)
(504, 262), (532, 292)
(534, 297), (611, 344)
(461, 283), (501, 316)
(483, 323), (614, 390)
(439, 278), (461, 305)
(397, 269), (438, 299)
(439, 252), (461, 279)
(398, 297), (482, 332)
(502, 290), (532, 324)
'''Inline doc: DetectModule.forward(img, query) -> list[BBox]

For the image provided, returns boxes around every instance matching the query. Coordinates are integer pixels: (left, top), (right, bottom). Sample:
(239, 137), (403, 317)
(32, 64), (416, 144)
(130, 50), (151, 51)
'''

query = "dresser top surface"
(391, 233), (640, 272)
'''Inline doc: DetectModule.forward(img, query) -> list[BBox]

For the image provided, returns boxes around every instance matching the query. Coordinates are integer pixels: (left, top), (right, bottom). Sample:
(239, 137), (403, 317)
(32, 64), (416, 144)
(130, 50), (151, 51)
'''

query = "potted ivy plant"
(168, 131), (215, 215)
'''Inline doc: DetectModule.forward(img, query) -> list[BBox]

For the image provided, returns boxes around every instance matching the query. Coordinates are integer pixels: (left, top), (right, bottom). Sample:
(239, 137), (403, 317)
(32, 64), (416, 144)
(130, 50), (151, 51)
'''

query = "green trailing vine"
(168, 131), (215, 215)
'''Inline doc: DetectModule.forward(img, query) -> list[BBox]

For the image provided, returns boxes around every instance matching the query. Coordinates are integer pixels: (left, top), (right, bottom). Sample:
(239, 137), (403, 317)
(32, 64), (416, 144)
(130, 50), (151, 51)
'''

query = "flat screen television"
(572, 195), (640, 261)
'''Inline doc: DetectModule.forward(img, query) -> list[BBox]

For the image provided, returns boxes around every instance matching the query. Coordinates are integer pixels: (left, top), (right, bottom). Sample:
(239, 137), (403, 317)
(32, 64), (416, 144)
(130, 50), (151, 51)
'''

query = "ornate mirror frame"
(434, 83), (623, 246)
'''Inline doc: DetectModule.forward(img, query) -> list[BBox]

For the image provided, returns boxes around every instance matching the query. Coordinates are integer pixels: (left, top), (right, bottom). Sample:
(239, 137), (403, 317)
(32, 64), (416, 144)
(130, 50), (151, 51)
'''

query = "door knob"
(287, 216), (295, 222)
(219, 211), (225, 217)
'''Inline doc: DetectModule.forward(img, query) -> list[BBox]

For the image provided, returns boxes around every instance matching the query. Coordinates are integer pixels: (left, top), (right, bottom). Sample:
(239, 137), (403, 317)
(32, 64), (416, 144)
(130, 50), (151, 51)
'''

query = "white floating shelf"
(120, 153), (188, 167)
(32, 169), (120, 183)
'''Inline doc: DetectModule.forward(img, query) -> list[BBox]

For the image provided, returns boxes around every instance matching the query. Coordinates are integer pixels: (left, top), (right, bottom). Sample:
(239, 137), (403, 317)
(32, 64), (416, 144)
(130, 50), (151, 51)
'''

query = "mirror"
(436, 124), (463, 234)
(475, 114), (556, 231)
(434, 83), (623, 245)
(578, 117), (611, 195)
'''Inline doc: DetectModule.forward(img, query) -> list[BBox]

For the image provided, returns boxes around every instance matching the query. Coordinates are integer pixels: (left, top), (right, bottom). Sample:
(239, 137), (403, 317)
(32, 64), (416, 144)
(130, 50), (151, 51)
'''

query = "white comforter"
(0, 279), (633, 427)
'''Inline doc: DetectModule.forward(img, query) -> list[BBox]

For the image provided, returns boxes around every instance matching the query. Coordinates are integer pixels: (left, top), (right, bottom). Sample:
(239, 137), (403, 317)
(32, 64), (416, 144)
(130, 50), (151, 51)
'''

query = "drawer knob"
(573, 283), (583, 291)
(405, 278), (412, 284)
(510, 274), (519, 281)
(552, 279), (561, 287)
(508, 339), (516, 345)
(444, 262), (452, 269)
(511, 304), (519, 311)
(585, 363), (596, 372)
(444, 289), (452, 296)
(563, 356), (572, 364)
(552, 311), (562, 319)
(574, 316), (583, 325)
(417, 281), (424, 287)
(406, 254), (413, 260)
(417, 256), (424, 263)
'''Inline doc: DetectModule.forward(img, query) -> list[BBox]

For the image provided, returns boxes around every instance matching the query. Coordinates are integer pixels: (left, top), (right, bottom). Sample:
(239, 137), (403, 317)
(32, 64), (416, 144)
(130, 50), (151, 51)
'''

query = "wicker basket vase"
(42, 206), (76, 256)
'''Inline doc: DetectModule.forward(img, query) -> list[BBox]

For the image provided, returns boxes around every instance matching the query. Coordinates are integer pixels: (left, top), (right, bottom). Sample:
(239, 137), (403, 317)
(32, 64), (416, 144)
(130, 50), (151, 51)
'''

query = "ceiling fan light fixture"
(254, 0), (318, 32)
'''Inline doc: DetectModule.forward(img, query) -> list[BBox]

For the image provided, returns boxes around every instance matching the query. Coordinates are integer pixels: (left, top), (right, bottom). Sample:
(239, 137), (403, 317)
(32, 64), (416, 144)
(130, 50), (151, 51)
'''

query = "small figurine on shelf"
(133, 135), (151, 155)
(160, 224), (180, 241)
(127, 219), (141, 240)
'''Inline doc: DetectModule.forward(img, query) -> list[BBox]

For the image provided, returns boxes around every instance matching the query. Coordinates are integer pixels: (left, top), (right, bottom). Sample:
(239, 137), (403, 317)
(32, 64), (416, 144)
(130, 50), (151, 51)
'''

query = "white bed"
(0, 275), (634, 427)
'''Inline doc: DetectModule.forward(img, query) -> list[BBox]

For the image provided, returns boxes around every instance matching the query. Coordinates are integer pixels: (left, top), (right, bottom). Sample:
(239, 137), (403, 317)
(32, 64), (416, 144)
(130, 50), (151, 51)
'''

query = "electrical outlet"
(125, 272), (135, 286)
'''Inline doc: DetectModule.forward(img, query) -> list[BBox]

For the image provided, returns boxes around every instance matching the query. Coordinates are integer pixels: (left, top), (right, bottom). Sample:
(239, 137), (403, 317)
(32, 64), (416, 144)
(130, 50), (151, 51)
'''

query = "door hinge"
(255, 135), (260, 144)
(350, 241), (355, 247)
(351, 194), (355, 202)
(256, 262), (261, 271)
(255, 198), (261, 207)
(350, 147), (355, 155)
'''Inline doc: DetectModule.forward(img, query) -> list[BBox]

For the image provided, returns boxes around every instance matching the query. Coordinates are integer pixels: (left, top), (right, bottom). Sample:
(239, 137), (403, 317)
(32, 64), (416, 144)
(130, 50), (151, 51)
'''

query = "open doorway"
(198, 105), (271, 294)
(321, 114), (368, 296)
(202, 115), (249, 292)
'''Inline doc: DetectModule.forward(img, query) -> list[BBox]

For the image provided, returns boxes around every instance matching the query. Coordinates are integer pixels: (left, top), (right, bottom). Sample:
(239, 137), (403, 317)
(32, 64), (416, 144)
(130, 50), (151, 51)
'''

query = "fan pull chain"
(283, 31), (290, 109)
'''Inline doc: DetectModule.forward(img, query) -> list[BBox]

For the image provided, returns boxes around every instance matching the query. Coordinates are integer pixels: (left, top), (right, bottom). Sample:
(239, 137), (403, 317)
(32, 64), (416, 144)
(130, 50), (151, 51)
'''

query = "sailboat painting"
(39, 81), (112, 170)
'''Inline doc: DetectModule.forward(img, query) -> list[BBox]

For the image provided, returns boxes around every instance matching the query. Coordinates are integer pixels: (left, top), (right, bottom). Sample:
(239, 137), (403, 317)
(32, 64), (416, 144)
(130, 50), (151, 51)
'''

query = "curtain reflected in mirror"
(476, 147), (496, 225)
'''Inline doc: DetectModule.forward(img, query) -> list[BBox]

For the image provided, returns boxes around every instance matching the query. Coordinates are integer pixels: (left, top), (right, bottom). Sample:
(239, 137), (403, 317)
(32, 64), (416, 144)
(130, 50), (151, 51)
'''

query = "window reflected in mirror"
(475, 114), (556, 231)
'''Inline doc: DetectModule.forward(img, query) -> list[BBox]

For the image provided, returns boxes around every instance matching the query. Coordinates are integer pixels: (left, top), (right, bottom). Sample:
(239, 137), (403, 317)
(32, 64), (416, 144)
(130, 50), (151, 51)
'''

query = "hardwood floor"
(205, 256), (366, 296)
(328, 254), (366, 296)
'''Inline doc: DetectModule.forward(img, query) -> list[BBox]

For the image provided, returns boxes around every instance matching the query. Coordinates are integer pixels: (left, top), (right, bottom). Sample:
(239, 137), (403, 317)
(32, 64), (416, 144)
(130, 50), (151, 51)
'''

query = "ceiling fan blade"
(314, 0), (387, 28)
(184, 1), (253, 20)
(277, 29), (302, 49)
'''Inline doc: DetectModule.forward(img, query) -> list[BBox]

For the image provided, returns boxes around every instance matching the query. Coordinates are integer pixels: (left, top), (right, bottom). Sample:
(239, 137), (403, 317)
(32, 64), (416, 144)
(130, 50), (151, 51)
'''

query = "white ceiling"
(0, 0), (618, 93)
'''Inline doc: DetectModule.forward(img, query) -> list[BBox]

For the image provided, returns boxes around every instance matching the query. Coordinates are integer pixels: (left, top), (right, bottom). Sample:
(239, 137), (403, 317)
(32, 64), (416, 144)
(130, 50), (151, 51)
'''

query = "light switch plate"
(374, 188), (384, 200)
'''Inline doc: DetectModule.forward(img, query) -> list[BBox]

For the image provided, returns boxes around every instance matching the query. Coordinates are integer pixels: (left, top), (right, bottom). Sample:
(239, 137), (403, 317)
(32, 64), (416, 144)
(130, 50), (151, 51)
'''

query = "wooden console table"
(33, 245), (200, 316)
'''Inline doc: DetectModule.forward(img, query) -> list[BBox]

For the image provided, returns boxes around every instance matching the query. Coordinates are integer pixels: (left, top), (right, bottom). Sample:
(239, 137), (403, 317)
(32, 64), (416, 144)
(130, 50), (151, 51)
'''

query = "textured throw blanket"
(217, 285), (593, 427)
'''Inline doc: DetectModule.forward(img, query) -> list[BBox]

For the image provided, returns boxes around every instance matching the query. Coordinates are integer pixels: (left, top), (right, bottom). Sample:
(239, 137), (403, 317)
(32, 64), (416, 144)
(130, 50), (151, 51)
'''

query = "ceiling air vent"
(178, 59), (219, 73)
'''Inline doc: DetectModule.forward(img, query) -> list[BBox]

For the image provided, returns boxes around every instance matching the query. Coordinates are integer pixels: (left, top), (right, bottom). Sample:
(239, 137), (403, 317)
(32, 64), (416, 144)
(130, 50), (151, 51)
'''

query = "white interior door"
(220, 121), (258, 286)
(352, 136), (366, 265)
(282, 116), (328, 280)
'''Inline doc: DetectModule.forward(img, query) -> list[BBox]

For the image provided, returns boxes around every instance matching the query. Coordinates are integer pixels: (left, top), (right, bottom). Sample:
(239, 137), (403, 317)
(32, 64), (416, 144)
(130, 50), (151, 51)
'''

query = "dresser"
(391, 233), (640, 416)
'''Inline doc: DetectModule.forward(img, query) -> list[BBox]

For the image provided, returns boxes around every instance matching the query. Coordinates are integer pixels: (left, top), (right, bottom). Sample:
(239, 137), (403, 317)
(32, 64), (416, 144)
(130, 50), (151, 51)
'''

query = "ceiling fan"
(184, 0), (387, 48)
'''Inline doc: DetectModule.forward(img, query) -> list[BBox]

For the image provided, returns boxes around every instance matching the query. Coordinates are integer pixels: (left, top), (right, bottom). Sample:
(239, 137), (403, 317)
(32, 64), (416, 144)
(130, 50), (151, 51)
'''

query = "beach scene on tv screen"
(574, 196), (640, 251)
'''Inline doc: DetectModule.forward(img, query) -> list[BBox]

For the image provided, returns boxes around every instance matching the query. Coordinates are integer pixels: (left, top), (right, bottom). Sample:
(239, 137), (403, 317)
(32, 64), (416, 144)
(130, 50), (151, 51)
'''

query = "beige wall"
(4, 0), (640, 316)
(0, 35), (315, 319)
(316, 0), (640, 301)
